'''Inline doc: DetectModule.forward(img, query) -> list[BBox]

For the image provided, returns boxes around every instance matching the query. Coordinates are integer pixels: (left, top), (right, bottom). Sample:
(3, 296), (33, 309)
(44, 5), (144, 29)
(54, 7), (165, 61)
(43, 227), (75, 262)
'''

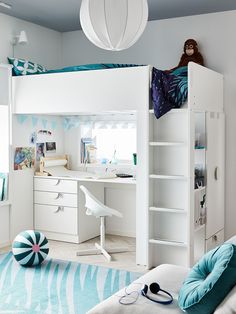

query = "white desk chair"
(77, 185), (128, 262)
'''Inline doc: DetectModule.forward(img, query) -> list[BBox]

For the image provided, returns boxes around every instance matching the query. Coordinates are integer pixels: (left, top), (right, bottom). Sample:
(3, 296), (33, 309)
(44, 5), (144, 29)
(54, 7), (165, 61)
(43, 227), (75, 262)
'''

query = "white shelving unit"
(147, 63), (224, 268)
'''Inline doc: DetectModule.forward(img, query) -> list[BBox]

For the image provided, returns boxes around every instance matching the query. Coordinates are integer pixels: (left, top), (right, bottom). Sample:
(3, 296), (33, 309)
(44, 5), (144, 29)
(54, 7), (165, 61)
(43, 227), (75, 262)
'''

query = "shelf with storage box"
(147, 66), (224, 269)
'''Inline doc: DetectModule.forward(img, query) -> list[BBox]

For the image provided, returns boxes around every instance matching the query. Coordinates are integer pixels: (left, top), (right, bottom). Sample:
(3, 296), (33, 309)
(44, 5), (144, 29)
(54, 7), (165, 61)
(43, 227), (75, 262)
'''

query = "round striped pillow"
(12, 230), (49, 267)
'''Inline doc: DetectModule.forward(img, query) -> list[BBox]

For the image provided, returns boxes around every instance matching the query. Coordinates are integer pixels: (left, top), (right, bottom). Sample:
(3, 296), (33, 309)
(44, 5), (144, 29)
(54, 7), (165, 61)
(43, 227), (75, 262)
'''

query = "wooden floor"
(1, 235), (147, 273)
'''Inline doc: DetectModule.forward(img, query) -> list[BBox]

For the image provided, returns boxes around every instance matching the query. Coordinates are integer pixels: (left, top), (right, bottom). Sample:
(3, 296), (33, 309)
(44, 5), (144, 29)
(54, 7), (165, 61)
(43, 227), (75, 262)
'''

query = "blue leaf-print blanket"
(46, 63), (140, 74)
(151, 66), (188, 119)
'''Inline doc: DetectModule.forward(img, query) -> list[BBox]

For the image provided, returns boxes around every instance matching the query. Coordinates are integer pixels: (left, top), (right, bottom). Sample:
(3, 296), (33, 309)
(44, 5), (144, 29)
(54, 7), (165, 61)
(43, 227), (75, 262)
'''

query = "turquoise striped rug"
(0, 252), (140, 314)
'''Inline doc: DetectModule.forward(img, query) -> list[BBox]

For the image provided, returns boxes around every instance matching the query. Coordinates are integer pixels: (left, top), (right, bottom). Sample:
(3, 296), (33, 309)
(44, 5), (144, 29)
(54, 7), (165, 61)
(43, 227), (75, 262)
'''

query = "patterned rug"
(0, 252), (140, 314)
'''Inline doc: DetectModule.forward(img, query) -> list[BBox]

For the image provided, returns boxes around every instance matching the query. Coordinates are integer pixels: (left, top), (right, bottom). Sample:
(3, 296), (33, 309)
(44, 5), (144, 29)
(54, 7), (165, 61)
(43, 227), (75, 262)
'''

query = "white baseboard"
(40, 231), (80, 244)
(106, 229), (136, 238)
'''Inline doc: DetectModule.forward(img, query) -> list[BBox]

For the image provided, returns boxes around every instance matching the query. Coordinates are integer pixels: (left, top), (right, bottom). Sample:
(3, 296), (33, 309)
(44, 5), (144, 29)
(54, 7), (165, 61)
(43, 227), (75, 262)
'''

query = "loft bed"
(0, 62), (223, 116)
(0, 62), (224, 267)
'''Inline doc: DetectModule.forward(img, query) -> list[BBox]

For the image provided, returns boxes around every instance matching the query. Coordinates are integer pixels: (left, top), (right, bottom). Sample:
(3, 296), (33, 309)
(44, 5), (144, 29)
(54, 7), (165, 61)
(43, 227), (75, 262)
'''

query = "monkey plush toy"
(178, 39), (204, 67)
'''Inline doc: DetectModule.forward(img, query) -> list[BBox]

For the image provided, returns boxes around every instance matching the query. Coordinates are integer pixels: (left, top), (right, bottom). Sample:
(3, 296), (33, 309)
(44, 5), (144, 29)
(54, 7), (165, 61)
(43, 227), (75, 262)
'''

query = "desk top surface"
(34, 175), (136, 185)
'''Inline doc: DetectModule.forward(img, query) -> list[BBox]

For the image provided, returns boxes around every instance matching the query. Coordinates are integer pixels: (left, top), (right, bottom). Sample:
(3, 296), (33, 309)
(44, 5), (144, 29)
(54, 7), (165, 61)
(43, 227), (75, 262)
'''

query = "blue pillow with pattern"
(8, 57), (47, 76)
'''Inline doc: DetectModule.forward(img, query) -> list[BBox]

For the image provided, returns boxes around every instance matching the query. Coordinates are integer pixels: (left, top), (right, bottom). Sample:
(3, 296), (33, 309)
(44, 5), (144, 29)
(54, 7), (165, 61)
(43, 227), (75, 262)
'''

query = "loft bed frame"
(13, 66), (151, 114)
(0, 62), (223, 115)
(0, 62), (223, 267)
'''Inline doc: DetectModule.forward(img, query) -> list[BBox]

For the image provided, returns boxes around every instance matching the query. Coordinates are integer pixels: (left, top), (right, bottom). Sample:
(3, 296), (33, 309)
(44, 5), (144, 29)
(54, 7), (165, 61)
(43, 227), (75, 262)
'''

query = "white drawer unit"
(34, 191), (78, 207)
(206, 229), (224, 252)
(34, 178), (77, 193)
(35, 204), (78, 235)
(33, 177), (102, 244)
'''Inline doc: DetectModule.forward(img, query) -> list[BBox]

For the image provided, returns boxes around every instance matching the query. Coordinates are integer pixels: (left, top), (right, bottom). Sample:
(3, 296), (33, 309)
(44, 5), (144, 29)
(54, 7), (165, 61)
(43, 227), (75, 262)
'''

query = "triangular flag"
(62, 118), (70, 131)
(42, 119), (48, 129)
(51, 120), (57, 130)
(31, 116), (38, 127)
(17, 115), (28, 124)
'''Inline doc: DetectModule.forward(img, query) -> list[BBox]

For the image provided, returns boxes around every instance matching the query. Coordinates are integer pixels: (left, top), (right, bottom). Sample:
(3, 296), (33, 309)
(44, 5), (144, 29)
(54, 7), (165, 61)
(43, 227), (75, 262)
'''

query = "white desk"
(34, 175), (136, 243)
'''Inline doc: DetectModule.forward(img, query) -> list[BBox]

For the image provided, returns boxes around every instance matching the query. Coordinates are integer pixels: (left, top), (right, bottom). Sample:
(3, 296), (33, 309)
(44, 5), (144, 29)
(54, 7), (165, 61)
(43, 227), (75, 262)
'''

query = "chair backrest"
(80, 185), (123, 218)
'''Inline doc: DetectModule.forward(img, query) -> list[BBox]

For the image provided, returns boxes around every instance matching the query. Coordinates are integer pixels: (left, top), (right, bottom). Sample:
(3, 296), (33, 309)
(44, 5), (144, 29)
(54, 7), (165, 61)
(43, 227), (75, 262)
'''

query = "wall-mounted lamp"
(12, 30), (28, 57)
(12, 30), (28, 46)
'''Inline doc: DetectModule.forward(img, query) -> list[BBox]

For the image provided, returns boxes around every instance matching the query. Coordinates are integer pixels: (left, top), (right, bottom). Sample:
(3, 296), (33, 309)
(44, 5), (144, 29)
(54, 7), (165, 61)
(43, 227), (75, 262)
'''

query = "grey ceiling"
(0, 0), (236, 32)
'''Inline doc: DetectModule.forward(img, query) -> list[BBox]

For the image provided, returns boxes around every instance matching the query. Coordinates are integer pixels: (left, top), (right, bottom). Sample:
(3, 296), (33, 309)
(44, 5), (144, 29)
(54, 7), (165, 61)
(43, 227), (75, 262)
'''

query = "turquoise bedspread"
(46, 63), (140, 74)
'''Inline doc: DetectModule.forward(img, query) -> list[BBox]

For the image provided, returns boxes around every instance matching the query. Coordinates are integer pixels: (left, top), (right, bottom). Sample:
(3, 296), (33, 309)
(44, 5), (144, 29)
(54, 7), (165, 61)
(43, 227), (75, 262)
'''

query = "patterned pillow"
(8, 57), (47, 76)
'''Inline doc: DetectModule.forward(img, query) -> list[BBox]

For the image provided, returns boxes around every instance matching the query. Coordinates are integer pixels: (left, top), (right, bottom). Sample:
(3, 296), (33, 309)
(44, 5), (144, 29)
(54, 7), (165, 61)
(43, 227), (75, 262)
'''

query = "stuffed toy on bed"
(177, 38), (204, 67)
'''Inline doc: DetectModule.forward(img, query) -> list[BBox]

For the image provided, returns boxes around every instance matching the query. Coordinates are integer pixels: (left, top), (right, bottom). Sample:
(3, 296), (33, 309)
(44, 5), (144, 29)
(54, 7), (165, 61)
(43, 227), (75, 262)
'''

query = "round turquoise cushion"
(178, 243), (236, 314)
(12, 230), (49, 267)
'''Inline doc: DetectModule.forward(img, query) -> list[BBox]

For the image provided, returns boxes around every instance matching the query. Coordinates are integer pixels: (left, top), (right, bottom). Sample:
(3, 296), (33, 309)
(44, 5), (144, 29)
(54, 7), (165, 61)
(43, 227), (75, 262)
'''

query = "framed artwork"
(46, 142), (56, 152)
(36, 143), (45, 161)
(14, 147), (35, 170)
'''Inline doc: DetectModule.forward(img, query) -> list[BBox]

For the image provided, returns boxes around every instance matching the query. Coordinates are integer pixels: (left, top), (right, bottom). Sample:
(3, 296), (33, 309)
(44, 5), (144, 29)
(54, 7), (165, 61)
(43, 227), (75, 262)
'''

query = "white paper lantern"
(80, 0), (148, 51)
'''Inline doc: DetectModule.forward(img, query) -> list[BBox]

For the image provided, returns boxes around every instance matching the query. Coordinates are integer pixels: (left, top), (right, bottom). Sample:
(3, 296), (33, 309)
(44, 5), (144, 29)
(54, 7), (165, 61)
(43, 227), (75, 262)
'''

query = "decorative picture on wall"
(30, 131), (37, 144)
(38, 130), (52, 136)
(36, 143), (45, 161)
(46, 142), (56, 152)
(14, 147), (35, 170)
(0, 173), (8, 201)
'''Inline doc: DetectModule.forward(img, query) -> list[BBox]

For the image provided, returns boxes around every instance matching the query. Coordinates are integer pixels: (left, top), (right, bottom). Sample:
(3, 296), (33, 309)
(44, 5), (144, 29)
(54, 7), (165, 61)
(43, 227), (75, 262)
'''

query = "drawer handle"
(213, 235), (218, 242)
(54, 206), (64, 213)
(54, 179), (61, 186)
(214, 167), (219, 180)
(55, 193), (63, 200)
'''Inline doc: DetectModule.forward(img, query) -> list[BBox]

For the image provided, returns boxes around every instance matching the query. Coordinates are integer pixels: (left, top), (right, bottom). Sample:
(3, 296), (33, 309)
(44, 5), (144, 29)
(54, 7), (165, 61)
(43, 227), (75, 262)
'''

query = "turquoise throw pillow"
(178, 243), (236, 314)
(8, 57), (47, 76)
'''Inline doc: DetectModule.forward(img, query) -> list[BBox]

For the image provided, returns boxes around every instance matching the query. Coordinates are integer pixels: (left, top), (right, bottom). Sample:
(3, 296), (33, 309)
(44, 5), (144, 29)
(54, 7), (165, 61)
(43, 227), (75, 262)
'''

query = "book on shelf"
(80, 137), (97, 164)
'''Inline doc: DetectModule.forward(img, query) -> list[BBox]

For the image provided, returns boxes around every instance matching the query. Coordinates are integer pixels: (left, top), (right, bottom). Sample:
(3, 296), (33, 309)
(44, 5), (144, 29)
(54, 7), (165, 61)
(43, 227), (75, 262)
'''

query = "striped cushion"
(12, 230), (49, 267)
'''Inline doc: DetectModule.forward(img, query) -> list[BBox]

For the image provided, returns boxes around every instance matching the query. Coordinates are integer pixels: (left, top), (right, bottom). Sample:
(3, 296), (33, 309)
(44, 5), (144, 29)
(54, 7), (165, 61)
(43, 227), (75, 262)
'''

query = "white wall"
(105, 184), (136, 237)
(62, 10), (236, 240)
(64, 127), (81, 170)
(0, 12), (61, 243)
(0, 12), (61, 68)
